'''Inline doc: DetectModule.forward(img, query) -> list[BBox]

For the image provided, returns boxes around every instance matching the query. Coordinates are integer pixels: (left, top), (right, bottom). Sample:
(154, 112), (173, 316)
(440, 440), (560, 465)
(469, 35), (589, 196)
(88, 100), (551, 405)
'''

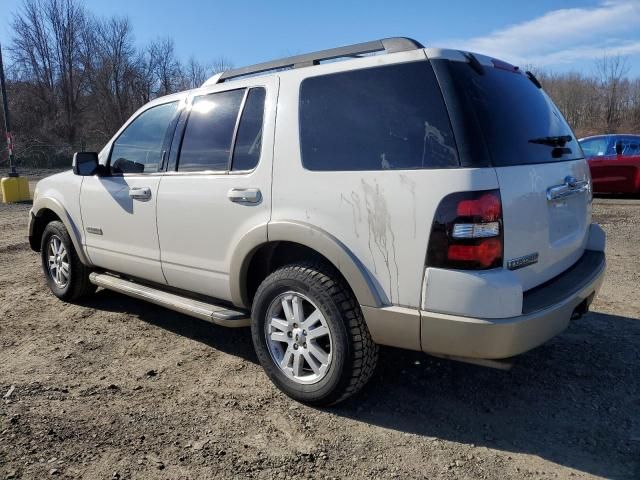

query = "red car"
(579, 134), (640, 194)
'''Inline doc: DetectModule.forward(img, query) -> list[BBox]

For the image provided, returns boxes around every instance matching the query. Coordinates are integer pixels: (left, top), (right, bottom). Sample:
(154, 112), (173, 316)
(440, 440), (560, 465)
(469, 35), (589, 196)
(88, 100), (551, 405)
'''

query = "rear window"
(299, 61), (458, 171)
(444, 61), (582, 166)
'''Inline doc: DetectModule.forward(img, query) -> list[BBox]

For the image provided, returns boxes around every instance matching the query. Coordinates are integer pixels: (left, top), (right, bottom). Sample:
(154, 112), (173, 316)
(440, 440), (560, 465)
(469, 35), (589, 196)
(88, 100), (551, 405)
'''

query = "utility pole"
(0, 42), (17, 177)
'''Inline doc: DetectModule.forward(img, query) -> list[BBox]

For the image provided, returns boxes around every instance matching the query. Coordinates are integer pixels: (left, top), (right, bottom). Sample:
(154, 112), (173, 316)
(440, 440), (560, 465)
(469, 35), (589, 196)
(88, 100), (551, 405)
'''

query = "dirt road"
(0, 199), (638, 479)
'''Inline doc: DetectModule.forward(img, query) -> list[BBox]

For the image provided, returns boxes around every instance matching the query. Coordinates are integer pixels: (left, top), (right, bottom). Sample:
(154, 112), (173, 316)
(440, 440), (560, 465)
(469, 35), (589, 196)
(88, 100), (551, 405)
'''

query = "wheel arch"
(29, 197), (91, 266)
(230, 220), (386, 309)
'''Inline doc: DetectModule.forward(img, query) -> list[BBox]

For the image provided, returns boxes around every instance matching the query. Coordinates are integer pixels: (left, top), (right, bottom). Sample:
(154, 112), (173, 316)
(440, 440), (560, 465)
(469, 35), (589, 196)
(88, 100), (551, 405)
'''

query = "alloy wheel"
(264, 291), (333, 384)
(47, 235), (70, 288)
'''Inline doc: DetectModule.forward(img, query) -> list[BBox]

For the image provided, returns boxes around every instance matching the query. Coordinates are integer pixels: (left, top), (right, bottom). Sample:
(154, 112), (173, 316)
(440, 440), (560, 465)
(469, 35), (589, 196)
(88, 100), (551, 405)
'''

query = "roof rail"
(203, 37), (424, 86)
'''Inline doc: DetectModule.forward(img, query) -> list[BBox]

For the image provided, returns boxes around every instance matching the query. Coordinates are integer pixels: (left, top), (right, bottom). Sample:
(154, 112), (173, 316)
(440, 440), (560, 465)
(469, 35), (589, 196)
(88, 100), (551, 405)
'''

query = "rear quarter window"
(299, 61), (459, 171)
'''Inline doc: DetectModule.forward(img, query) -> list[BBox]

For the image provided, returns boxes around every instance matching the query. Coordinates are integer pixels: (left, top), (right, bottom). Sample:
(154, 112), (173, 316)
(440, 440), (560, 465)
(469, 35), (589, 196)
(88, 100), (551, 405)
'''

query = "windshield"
(442, 60), (583, 166)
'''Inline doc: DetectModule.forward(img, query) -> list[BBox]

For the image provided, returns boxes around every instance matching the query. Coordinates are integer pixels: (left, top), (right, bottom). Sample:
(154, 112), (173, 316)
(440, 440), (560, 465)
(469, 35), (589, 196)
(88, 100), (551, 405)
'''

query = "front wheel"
(41, 221), (96, 301)
(251, 262), (378, 406)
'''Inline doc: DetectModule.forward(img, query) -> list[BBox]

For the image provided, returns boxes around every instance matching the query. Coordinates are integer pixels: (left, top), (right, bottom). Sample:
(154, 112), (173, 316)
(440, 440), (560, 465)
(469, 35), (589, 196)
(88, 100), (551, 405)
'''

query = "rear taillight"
(427, 190), (503, 270)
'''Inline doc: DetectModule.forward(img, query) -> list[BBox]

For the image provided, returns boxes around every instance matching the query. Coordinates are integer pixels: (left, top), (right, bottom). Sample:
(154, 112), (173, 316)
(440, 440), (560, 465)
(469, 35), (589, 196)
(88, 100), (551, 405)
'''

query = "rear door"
(438, 59), (591, 290)
(156, 78), (277, 301)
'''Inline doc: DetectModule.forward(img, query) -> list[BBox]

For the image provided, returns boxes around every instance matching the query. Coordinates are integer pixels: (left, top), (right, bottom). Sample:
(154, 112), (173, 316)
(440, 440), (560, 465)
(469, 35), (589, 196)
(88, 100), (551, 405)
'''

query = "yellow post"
(1, 175), (30, 203)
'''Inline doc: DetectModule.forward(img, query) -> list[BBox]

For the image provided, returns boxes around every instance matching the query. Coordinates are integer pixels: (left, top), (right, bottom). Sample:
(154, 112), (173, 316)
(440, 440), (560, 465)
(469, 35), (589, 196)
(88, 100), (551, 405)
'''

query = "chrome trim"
(452, 222), (500, 239)
(507, 252), (539, 271)
(85, 226), (103, 235)
(228, 187), (262, 204)
(546, 175), (590, 201)
(161, 170), (228, 176)
(128, 187), (152, 200)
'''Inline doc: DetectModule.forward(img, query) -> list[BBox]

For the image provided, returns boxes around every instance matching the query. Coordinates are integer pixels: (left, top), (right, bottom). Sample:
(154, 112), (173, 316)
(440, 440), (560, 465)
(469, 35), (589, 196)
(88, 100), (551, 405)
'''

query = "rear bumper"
(362, 247), (606, 359)
(420, 249), (606, 359)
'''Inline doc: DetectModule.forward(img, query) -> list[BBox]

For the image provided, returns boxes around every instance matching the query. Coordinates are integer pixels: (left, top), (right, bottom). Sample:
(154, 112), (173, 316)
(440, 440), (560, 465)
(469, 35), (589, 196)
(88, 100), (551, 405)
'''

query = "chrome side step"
(89, 272), (251, 328)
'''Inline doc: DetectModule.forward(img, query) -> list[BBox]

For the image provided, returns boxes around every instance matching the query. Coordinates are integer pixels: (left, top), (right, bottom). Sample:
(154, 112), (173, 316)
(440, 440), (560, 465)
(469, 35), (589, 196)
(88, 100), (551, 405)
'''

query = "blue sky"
(1, 0), (639, 75)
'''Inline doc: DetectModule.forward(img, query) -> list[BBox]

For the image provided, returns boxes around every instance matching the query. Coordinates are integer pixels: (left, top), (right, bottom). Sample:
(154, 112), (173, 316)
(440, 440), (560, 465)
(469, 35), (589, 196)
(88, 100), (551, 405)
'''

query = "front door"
(80, 100), (180, 284)
(156, 78), (277, 301)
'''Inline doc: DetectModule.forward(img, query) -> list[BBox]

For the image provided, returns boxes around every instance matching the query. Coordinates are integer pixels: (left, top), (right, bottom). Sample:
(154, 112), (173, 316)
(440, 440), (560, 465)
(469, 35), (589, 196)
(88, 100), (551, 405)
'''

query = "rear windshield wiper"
(461, 52), (485, 75)
(526, 71), (542, 89)
(528, 135), (572, 147)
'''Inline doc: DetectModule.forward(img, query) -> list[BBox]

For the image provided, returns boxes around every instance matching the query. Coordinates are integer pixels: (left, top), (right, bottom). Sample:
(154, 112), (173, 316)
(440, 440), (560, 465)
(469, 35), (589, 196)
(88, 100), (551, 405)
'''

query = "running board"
(89, 272), (251, 327)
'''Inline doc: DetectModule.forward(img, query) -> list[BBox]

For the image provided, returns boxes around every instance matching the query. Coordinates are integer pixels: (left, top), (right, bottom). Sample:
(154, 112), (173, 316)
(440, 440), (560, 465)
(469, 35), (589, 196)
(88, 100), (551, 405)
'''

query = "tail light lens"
(456, 193), (501, 221)
(427, 190), (503, 270)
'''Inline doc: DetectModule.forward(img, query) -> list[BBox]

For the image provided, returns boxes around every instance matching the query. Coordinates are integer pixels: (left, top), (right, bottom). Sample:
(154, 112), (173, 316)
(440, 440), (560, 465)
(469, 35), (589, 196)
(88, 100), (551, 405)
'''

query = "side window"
(299, 61), (458, 171)
(621, 137), (640, 156)
(110, 101), (178, 174)
(231, 88), (266, 171)
(580, 137), (608, 157)
(178, 89), (245, 172)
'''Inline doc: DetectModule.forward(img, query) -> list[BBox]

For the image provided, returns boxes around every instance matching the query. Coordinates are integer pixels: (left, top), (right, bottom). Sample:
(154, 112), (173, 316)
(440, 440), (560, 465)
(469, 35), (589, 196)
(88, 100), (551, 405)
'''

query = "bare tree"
(625, 78), (640, 132)
(10, 0), (88, 144)
(3, 0), (237, 167)
(181, 56), (234, 89)
(182, 56), (209, 89)
(210, 56), (233, 74)
(595, 54), (631, 132)
(83, 15), (138, 138)
(147, 37), (182, 96)
(131, 49), (155, 105)
(539, 70), (600, 136)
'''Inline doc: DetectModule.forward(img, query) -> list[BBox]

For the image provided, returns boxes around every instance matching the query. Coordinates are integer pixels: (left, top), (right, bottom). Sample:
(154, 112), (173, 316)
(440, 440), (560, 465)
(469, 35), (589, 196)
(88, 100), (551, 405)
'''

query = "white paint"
(422, 267), (523, 319)
(156, 76), (277, 298)
(495, 159), (591, 291)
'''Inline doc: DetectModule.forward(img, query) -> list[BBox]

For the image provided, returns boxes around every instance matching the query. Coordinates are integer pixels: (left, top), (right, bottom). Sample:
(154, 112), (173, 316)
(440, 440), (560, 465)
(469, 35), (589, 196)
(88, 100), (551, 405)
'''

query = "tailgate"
(430, 52), (594, 290)
(496, 159), (591, 290)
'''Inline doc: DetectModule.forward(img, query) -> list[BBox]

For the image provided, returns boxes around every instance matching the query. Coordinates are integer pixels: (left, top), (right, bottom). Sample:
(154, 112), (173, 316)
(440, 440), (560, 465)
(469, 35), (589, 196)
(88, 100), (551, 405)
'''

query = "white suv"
(28, 38), (606, 405)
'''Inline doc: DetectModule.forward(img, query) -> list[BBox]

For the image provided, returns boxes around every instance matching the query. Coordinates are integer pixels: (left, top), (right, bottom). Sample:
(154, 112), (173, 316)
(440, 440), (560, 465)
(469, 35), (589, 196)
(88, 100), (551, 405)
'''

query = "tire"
(41, 221), (96, 301)
(251, 261), (378, 406)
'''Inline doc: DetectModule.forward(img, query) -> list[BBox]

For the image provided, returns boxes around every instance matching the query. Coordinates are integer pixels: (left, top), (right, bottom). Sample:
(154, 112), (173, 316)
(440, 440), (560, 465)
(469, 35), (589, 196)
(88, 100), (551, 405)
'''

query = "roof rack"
(204, 37), (424, 86)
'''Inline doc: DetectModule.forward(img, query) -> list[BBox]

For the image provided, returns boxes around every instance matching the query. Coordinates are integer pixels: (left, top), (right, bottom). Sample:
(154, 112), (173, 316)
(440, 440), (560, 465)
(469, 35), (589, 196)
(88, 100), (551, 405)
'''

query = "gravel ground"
(0, 199), (638, 480)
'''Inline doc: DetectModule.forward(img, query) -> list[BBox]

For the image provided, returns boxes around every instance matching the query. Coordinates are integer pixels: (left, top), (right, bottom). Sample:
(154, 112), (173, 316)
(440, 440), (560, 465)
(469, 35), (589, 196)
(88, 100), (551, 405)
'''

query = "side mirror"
(72, 152), (99, 176)
(615, 141), (623, 156)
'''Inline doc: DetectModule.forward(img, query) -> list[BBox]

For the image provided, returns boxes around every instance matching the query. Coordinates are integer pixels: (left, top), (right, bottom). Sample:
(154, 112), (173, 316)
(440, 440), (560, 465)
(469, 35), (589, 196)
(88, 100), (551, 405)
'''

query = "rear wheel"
(251, 262), (378, 406)
(41, 221), (96, 301)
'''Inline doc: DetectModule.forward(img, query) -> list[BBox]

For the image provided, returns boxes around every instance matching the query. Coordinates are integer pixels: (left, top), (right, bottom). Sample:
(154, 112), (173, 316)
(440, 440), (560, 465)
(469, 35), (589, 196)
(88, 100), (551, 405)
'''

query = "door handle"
(546, 176), (590, 201)
(228, 188), (261, 204)
(128, 187), (152, 201)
